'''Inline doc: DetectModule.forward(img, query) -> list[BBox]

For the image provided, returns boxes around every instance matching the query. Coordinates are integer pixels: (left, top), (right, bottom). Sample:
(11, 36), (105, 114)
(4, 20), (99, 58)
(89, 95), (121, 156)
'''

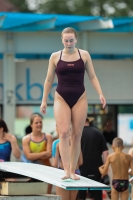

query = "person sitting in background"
(22, 113), (53, 194)
(22, 113), (53, 165)
(0, 118), (21, 162)
(25, 125), (32, 135)
(99, 137), (133, 200)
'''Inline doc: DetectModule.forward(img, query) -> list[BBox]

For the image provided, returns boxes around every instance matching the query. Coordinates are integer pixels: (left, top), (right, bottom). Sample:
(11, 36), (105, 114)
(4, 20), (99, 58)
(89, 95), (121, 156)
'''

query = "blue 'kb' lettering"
(0, 68), (57, 102)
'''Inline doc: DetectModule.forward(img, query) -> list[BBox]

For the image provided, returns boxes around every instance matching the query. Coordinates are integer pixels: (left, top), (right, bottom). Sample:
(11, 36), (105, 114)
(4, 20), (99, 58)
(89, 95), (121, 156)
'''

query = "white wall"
(0, 59), (133, 104)
(0, 31), (133, 55)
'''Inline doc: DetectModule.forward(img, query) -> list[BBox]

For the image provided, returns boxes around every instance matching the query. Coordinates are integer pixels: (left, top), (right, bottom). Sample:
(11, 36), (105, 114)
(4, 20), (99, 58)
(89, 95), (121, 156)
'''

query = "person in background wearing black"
(103, 120), (117, 145)
(77, 115), (110, 200)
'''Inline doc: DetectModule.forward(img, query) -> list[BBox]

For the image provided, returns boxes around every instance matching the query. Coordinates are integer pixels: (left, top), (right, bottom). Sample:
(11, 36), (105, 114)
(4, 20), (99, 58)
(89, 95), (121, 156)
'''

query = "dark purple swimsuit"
(55, 49), (85, 108)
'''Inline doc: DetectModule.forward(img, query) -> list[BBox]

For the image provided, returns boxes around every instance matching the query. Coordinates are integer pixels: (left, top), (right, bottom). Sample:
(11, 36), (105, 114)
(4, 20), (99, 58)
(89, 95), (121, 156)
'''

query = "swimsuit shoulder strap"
(77, 49), (81, 59)
(59, 50), (62, 60)
(43, 133), (47, 141)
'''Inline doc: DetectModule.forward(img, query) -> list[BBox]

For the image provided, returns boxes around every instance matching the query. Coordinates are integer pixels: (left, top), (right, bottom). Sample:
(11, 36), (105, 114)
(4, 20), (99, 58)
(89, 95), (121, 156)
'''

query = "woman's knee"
(59, 128), (70, 139)
(71, 130), (82, 142)
(72, 128), (82, 136)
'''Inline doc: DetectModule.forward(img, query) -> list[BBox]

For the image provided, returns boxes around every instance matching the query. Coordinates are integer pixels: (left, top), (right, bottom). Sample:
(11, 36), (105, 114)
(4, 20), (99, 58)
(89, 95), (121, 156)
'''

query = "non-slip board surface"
(0, 162), (110, 190)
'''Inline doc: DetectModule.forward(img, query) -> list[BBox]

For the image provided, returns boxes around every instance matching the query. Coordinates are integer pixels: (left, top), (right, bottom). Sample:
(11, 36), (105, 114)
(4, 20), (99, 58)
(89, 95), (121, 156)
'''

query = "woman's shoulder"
(78, 49), (91, 63)
(50, 50), (62, 65)
(51, 50), (62, 58)
(22, 134), (31, 142)
(78, 48), (89, 54)
(78, 49), (91, 59)
(44, 133), (52, 139)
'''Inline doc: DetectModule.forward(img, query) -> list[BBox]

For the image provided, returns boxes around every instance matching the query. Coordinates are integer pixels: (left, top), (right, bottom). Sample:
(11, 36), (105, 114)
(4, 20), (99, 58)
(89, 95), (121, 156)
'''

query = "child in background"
(99, 137), (133, 200)
(0, 118), (21, 161)
(128, 139), (133, 200)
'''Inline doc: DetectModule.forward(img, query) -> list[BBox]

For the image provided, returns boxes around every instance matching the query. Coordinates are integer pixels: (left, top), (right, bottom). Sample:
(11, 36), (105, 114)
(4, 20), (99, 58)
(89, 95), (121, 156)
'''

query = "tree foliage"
(37, 0), (133, 17)
(9, 0), (133, 17)
(9, 0), (33, 12)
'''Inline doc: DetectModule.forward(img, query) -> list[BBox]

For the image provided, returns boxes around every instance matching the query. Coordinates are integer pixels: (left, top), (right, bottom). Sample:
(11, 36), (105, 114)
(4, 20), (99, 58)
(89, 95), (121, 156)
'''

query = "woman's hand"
(40, 102), (47, 114)
(3, 134), (15, 143)
(3, 134), (21, 159)
(99, 95), (106, 109)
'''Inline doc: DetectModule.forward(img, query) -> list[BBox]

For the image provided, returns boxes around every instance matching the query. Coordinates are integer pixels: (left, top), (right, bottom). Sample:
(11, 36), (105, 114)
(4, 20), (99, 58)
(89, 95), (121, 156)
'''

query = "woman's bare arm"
(3, 133), (21, 159)
(84, 51), (106, 108)
(40, 134), (53, 159)
(40, 53), (56, 114)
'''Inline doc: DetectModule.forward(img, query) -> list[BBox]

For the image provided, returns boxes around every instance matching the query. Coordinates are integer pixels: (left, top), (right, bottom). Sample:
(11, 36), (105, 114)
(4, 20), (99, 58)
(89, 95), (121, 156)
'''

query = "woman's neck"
(63, 47), (77, 54)
(0, 131), (4, 140)
(31, 131), (42, 137)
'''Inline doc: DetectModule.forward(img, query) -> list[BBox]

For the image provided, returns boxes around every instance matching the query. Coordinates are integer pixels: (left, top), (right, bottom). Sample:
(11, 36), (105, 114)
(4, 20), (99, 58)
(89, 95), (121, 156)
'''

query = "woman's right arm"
(40, 53), (56, 114)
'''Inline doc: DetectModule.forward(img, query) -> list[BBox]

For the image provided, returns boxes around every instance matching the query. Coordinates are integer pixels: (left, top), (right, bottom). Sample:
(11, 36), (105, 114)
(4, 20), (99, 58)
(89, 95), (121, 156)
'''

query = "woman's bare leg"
(54, 92), (71, 179)
(70, 190), (78, 200)
(47, 184), (52, 194)
(56, 186), (69, 200)
(70, 92), (88, 180)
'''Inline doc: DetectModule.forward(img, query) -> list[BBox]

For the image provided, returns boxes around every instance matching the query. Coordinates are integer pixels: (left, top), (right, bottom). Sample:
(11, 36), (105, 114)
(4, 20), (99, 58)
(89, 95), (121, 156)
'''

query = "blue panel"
(0, 12), (133, 32)
(0, 12), (104, 32)
(0, 53), (133, 60)
(0, 13), (56, 30)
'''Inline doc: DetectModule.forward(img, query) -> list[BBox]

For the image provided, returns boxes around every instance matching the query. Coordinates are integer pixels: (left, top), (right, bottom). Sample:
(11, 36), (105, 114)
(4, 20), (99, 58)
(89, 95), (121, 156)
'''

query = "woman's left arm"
(84, 51), (106, 108)
(3, 134), (21, 159)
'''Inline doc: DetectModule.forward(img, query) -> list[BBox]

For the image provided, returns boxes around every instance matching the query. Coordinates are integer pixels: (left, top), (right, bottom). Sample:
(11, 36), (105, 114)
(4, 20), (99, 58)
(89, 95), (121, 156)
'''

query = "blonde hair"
(30, 113), (43, 125)
(113, 137), (123, 148)
(61, 27), (77, 39)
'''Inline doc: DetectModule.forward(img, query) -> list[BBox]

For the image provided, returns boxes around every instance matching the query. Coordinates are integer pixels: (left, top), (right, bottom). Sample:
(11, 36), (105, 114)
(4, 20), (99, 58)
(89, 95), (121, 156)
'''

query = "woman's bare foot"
(70, 173), (80, 180)
(61, 171), (70, 180)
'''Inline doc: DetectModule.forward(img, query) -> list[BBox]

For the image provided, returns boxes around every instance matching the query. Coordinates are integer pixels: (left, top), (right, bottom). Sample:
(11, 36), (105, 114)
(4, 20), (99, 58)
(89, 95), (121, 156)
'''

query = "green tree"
(9, 0), (133, 16)
(38, 0), (72, 14)
(37, 0), (133, 17)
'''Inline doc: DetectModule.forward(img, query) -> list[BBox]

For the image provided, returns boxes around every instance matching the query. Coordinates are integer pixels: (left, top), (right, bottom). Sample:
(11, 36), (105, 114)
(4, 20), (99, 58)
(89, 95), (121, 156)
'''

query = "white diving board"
(0, 162), (111, 191)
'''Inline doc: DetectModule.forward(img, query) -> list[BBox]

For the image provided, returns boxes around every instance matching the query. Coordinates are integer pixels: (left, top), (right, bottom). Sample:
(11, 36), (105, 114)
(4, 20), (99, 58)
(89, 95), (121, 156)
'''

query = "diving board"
(0, 162), (111, 191)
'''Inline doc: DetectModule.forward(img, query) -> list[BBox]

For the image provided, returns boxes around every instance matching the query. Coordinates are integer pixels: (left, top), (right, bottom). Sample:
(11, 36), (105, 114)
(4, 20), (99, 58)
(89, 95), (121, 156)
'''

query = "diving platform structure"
(0, 162), (111, 198)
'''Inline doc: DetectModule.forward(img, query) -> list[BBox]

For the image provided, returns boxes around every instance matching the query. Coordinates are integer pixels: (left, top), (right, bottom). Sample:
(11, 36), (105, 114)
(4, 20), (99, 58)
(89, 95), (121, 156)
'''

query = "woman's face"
(31, 116), (43, 132)
(62, 33), (77, 50)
